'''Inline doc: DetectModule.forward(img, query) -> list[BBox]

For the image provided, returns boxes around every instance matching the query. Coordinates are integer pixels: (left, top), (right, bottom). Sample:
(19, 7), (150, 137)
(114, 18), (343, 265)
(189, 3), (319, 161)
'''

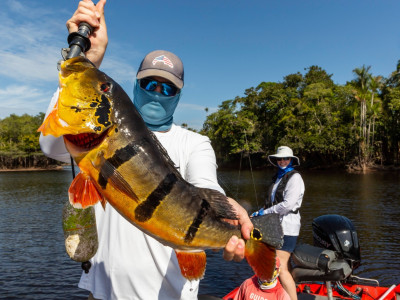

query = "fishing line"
(70, 156), (76, 179)
(217, 173), (239, 200)
(236, 151), (243, 198)
(243, 131), (259, 208)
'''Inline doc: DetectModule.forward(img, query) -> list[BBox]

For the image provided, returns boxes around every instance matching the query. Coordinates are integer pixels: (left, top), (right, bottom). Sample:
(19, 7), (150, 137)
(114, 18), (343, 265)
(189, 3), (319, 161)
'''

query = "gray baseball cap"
(136, 50), (184, 89)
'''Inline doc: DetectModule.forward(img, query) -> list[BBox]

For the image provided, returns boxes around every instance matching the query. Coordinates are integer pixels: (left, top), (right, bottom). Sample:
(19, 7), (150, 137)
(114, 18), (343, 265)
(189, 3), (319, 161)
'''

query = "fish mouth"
(64, 130), (109, 151)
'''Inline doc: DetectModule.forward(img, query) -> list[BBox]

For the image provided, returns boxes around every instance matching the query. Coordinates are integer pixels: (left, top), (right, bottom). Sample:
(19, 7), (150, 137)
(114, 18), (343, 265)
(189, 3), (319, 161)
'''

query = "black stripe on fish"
(98, 143), (140, 189)
(184, 199), (210, 244)
(92, 94), (111, 130)
(135, 173), (178, 222)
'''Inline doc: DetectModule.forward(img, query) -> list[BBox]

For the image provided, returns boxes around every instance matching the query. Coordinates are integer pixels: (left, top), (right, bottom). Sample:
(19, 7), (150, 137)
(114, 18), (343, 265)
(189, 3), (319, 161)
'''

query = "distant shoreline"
(0, 166), (64, 172)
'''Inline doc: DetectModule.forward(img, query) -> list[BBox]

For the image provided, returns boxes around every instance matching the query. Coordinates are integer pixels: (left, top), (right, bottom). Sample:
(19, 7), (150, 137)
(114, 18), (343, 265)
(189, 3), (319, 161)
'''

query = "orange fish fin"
(245, 239), (276, 281)
(175, 250), (206, 281)
(37, 102), (62, 137)
(68, 172), (105, 209)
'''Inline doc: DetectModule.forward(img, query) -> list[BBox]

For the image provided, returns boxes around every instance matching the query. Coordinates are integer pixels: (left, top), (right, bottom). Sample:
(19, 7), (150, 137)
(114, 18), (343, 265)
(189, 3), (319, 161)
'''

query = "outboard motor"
(291, 215), (379, 300)
(312, 214), (361, 270)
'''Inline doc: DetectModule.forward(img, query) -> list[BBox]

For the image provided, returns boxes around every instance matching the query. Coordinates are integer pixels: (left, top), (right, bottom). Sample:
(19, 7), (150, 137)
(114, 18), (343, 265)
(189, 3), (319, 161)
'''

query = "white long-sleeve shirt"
(39, 90), (224, 300)
(264, 173), (304, 236)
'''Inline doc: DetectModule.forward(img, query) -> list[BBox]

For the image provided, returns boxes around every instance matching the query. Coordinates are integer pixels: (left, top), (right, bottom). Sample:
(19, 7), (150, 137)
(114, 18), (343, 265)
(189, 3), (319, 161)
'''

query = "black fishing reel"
(58, 22), (93, 70)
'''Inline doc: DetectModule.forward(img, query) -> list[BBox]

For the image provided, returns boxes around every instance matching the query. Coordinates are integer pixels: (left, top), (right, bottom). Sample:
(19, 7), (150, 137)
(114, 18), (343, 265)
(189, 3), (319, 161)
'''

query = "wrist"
(86, 46), (107, 68)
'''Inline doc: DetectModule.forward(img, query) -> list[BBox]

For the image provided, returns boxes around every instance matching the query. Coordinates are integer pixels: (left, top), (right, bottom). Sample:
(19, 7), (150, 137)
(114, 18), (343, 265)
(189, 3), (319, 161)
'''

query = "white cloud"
(101, 57), (137, 84)
(0, 50), (60, 83)
(0, 84), (53, 118)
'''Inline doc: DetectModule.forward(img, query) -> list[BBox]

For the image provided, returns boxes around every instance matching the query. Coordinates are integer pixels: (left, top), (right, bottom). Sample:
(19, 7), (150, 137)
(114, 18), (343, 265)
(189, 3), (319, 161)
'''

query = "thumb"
(96, 0), (107, 28)
(96, 0), (106, 16)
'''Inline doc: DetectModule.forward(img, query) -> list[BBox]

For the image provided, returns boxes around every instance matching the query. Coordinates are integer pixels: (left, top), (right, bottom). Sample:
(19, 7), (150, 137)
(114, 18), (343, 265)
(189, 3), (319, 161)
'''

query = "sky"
(1, 0), (399, 130)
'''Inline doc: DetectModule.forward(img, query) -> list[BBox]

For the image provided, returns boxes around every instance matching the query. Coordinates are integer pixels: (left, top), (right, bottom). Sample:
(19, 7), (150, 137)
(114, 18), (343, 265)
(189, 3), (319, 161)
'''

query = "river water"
(0, 168), (399, 299)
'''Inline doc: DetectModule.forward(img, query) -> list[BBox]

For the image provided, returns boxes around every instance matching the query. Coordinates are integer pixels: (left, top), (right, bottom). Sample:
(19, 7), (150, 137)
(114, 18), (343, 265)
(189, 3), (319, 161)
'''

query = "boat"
(222, 214), (400, 300)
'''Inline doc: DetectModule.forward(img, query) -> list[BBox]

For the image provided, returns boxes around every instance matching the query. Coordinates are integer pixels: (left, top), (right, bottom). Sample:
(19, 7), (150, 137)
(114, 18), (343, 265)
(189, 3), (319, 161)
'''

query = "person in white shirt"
(251, 146), (305, 300)
(39, 1), (252, 299)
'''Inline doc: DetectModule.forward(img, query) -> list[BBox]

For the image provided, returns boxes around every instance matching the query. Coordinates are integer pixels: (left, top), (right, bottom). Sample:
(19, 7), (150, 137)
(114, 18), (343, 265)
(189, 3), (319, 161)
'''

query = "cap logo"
(152, 55), (174, 68)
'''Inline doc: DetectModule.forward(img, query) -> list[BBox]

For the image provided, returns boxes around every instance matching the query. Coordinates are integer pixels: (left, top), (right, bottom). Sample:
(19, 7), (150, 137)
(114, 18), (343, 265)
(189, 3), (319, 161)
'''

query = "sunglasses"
(276, 157), (291, 161)
(139, 78), (179, 96)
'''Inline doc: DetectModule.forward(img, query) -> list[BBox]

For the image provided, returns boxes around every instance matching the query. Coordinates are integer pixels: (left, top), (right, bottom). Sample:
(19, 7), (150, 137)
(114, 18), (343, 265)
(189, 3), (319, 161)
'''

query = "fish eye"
(100, 82), (111, 92)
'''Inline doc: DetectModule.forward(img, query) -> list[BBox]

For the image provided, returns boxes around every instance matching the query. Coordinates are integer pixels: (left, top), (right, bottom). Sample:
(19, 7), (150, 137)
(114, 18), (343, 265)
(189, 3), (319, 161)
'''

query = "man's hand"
(66, 0), (108, 68)
(223, 197), (253, 262)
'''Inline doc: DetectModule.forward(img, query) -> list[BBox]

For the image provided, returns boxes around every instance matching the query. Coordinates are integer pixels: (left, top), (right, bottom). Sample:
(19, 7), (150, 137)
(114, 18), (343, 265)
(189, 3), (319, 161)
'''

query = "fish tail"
(245, 238), (276, 281)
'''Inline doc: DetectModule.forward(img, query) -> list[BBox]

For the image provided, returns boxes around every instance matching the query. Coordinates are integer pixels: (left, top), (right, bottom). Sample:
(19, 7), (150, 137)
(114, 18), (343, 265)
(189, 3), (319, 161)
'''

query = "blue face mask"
(277, 161), (294, 179)
(133, 80), (181, 131)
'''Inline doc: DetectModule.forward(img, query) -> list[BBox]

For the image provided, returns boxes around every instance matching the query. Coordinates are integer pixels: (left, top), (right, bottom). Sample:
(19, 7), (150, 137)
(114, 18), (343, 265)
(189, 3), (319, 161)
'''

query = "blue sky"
(1, 0), (399, 130)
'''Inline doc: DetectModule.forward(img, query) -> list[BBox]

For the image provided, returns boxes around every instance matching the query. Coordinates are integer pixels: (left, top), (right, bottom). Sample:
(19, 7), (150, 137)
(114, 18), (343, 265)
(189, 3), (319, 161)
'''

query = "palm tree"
(352, 65), (372, 171)
(367, 75), (383, 151)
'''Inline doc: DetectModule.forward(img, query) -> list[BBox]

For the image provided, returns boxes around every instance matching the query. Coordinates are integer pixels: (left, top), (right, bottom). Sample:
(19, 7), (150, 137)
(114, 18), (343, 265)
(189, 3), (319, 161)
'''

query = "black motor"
(312, 214), (361, 270)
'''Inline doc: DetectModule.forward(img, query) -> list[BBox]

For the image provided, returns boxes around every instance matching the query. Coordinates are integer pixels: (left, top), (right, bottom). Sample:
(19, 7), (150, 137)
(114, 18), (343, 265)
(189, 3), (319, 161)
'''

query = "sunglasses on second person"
(276, 157), (291, 161)
(139, 78), (179, 96)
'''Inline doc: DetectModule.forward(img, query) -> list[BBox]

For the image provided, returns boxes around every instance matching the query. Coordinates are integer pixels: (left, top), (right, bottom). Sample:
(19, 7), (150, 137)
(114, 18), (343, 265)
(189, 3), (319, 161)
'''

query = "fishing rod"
(63, 22), (92, 179)
(62, 22), (93, 274)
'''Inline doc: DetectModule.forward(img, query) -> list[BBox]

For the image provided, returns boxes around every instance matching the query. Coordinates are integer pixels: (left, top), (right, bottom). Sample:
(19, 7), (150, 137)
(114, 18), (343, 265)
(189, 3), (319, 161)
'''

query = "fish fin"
(175, 250), (206, 281)
(68, 172), (105, 209)
(245, 237), (276, 281)
(95, 157), (139, 203)
(100, 197), (107, 210)
(37, 103), (62, 137)
(251, 214), (284, 249)
(196, 188), (237, 220)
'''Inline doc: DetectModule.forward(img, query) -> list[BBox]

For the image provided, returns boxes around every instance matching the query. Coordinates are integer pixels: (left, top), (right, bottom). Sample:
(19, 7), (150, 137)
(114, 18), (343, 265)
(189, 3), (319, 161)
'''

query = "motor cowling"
(312, 214), (361, 270)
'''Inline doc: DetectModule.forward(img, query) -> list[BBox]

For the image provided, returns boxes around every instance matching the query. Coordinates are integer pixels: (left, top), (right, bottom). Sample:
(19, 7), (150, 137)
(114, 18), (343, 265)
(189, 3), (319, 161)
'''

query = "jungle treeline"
(201, 63), (400, 172)
(2, 62), (400, 172)
(0, 113), (60, 170)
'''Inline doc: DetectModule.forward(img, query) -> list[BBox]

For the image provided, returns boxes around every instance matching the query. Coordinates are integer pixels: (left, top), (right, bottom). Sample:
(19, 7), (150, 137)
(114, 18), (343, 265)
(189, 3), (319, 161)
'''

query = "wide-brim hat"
(136, 50), (184, 89)
(268, 146), (300, 167)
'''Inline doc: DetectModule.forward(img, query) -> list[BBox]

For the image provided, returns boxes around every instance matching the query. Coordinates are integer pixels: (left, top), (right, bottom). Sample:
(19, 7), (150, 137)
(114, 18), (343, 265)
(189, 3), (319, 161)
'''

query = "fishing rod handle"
(66, 22), (94, 59)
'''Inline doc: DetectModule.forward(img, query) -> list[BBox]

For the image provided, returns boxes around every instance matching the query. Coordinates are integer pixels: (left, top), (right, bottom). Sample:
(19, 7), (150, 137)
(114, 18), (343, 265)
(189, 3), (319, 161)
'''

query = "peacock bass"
(38, 56), (283, 281)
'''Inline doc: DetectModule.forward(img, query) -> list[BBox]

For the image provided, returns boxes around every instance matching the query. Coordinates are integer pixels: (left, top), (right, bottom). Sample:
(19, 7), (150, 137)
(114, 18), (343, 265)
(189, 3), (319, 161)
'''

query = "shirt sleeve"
(39, 89), (72, 164)
(263, 173), (304, 215)
(184, 135), (225, 195)
(232, 283), (247, 300)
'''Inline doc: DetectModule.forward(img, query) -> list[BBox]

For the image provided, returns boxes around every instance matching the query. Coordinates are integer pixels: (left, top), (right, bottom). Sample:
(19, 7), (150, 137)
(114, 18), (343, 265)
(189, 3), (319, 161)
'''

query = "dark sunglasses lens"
(140, 79), (178, 96)
(161, 83), (178, 96)
(277, 157), (290, 161)
(140, 79), (156, 91)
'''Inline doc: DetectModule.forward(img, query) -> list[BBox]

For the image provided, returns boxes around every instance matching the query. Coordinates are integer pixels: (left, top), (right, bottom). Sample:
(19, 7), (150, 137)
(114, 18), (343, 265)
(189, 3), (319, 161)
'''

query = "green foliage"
(0, 113), (44, 154)
(203, 63), (400, 168)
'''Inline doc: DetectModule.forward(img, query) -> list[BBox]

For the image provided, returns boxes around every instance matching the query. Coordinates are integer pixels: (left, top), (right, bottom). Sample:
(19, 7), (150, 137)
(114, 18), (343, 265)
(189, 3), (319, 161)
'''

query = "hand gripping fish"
(38, 56), (283, 281)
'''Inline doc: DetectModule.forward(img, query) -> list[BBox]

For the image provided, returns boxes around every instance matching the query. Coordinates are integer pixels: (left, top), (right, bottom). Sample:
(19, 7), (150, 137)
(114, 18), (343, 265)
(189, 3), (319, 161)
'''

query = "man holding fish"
(39, 1), (274, 299)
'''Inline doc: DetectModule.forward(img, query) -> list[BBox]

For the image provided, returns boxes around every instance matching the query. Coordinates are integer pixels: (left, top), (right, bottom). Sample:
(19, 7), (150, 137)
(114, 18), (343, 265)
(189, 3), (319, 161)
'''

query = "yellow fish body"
(39, 56), (283, 280)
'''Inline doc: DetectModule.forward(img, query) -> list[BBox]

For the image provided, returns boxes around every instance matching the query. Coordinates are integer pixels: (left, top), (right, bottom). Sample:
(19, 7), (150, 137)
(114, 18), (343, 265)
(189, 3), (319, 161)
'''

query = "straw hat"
(268, 146), (300, 167)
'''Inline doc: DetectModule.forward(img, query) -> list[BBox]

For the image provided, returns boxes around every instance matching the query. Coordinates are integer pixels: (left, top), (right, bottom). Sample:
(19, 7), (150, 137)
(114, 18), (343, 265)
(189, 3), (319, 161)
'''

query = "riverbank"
(346, 162), (400, 174)
(0, 165), (64, 172)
